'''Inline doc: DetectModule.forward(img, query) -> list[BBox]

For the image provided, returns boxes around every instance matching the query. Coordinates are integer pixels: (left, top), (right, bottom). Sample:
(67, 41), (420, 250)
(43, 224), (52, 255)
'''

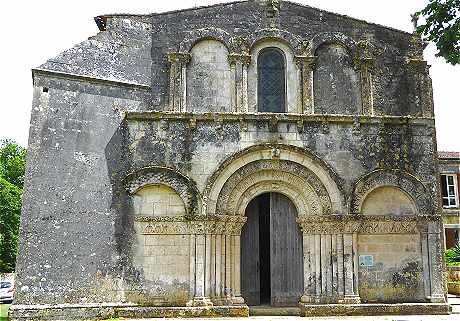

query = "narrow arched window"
(257, 48), (286, 113)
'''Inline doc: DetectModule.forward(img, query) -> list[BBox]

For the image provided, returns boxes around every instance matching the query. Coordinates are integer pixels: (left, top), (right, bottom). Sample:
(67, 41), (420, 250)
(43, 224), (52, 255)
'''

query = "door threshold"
(249, 305), (301, 316)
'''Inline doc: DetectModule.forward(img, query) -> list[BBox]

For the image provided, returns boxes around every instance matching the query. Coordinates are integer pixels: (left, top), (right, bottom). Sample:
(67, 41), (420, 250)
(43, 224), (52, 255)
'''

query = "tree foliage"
(0, 140), (26, 273)
(416, 0), (460, 65)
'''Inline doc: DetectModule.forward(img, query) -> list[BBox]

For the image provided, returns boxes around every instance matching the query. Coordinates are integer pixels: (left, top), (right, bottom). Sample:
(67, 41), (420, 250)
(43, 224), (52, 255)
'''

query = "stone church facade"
(11, 0), (450, 319)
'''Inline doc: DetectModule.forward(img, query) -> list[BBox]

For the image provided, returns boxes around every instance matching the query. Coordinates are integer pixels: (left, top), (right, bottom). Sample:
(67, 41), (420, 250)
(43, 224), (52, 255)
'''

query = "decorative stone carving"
(356, 41), (374, 116)
(294, 55), (316, 114)
(296, 215), (438, 235)
(167, 52), (191, 112)
(309, 32), (357, 58)
(179, 27), (232, 53)
(216, 159), (332, 216)
(228, 53), (251, 112)
(204, 144), (346, 215)
(135, 215), (247, 235)
(350, 169), (432, 215)
(124, 166), (201, 216)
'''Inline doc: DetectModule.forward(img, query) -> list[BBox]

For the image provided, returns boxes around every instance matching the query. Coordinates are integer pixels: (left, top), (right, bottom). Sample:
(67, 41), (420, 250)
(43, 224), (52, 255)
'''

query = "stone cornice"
(124, 111), (435, 126)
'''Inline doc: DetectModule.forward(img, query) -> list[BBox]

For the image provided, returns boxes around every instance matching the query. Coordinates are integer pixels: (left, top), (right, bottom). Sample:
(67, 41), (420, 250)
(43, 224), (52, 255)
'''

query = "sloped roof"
(438, 151), (460, 160)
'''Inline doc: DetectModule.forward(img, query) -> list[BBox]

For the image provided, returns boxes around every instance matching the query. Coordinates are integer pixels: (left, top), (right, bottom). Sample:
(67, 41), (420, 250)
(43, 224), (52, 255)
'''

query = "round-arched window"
(257, 48), (286, 113)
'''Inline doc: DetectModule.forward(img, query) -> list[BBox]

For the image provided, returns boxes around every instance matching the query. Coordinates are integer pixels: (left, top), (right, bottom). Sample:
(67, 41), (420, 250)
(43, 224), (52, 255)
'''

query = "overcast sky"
(0, 0), (458, 150)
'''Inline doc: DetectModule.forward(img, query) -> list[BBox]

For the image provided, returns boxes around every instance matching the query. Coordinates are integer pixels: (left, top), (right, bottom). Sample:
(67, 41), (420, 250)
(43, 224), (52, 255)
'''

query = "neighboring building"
(439, 151), (460, 249)
(11, 0), (449, 319)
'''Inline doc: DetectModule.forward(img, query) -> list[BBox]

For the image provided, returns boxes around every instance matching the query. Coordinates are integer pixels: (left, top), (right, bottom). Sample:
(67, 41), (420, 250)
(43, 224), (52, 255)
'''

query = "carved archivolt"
(309, 32), (357, 57)
(216, 160), (331, 216)
(350, 169), (433, 215)
(204, 144), (345, 215)
(179, 27), (232, 53)
(123, 166), (201, 216)
(247, 29), (306, 55)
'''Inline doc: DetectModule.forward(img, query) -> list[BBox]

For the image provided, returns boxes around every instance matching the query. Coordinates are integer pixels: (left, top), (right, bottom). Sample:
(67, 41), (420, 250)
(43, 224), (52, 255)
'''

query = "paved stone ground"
(125, 316), (459, 320)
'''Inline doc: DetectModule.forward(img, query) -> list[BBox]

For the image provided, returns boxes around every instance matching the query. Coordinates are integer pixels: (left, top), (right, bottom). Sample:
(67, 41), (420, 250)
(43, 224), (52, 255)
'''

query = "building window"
(257, 48), (286, 113)
(441, 174), (458, 207)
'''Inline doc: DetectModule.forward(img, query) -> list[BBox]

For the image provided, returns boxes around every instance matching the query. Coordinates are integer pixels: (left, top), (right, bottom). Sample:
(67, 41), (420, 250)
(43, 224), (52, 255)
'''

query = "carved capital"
(406, 58), (430, 74)
(228, 53), (251, 66)
(294, 55), (317, 70)
(167, 52), (191, 65)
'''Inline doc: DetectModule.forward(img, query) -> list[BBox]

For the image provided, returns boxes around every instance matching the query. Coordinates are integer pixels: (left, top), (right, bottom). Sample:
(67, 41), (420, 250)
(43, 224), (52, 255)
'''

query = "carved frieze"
(136, 215), (247, 235)
(297, 215), (440, 234)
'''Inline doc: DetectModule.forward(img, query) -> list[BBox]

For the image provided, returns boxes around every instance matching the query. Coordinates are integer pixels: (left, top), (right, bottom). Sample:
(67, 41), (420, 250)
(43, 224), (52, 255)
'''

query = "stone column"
(427, 221), (447, 302)
(231, 235), (245, 304)
(294, 55), (316, 114)
(189, 234), (196, 298)
(167, 52), (191, 112)
(228, 53), (251, 113)
(215, 234), (222, 300)
(187, 234), (213, 306)
(300, 233), (313, 303)
(343, 233), (360, 303)
(407, 59), (434, 117)
(314, 234), (321, 298)
(205, 234), (213, 297)
(225, 234), (232, 298)
(359, 57), (374, 116)
(336, 233), (345, 298)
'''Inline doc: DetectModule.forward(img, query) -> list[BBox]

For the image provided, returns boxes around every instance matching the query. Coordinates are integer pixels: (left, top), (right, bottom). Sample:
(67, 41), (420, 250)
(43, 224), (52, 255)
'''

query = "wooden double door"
(241, 192), (303, 306)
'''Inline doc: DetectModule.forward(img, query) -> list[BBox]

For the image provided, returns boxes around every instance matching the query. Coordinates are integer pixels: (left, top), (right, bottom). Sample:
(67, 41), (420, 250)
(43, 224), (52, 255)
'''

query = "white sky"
(0, 0), (458, 151)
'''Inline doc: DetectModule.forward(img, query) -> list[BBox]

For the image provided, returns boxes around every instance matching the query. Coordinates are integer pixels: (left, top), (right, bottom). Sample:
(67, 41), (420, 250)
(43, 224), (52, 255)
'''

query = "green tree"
(0, 140), (26, 273)
(416, 0), (460, 65)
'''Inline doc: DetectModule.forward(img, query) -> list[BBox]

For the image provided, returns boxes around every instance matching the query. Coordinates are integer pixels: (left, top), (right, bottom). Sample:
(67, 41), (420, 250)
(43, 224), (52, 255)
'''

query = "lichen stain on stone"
(359, 260), (424, 303)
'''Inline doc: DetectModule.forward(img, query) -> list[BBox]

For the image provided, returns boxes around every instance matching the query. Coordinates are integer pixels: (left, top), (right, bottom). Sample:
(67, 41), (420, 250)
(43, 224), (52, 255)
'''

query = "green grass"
(0, 303), (10, 320)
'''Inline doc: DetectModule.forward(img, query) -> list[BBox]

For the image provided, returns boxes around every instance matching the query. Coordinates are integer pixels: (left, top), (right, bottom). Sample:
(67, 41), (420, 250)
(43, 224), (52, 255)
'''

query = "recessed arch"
(309, 32), (357, 58)
(247, 29), (305, 54)
(350, 169), (432, 215)
(203, 144), (345, 216)
(179, 27), (232, 53)
(361, 185), (417, 216)
(123, 166), (201, 216)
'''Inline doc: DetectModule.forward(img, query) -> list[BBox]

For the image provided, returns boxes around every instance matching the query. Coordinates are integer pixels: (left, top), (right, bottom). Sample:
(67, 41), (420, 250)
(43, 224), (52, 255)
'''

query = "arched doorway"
(241, 192), (303, 306)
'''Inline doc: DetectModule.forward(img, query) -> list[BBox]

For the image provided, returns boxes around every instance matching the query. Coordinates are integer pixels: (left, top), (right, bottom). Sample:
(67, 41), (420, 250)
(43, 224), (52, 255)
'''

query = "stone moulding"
(296, 215), (442, 234)
(123, 166), (201, 216)
(8, 303), (250, 320)
(202, 143), (346, 216)
(134, 215), (247, 235)
(124, 111), (435, 125)
(215, 159), (332, 216)
(350, 169), (433, 216)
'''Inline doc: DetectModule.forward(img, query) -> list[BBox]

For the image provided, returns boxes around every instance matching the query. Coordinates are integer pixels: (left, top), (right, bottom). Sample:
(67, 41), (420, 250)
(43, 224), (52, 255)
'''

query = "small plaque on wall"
(359, 255), (374, 267)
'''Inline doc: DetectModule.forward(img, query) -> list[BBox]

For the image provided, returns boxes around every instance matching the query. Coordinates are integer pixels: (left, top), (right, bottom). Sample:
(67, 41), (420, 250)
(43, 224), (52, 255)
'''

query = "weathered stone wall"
(187, 40), (232, 112)
(13, 0), (444, 316)
(358, 234), (424, 303)
(149, 0), (428, 116)
(14, 73), (149, 305)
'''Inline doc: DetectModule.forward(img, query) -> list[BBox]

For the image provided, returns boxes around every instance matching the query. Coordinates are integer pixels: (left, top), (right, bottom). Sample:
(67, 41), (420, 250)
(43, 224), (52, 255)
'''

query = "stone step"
(249, 305), (301, 316)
